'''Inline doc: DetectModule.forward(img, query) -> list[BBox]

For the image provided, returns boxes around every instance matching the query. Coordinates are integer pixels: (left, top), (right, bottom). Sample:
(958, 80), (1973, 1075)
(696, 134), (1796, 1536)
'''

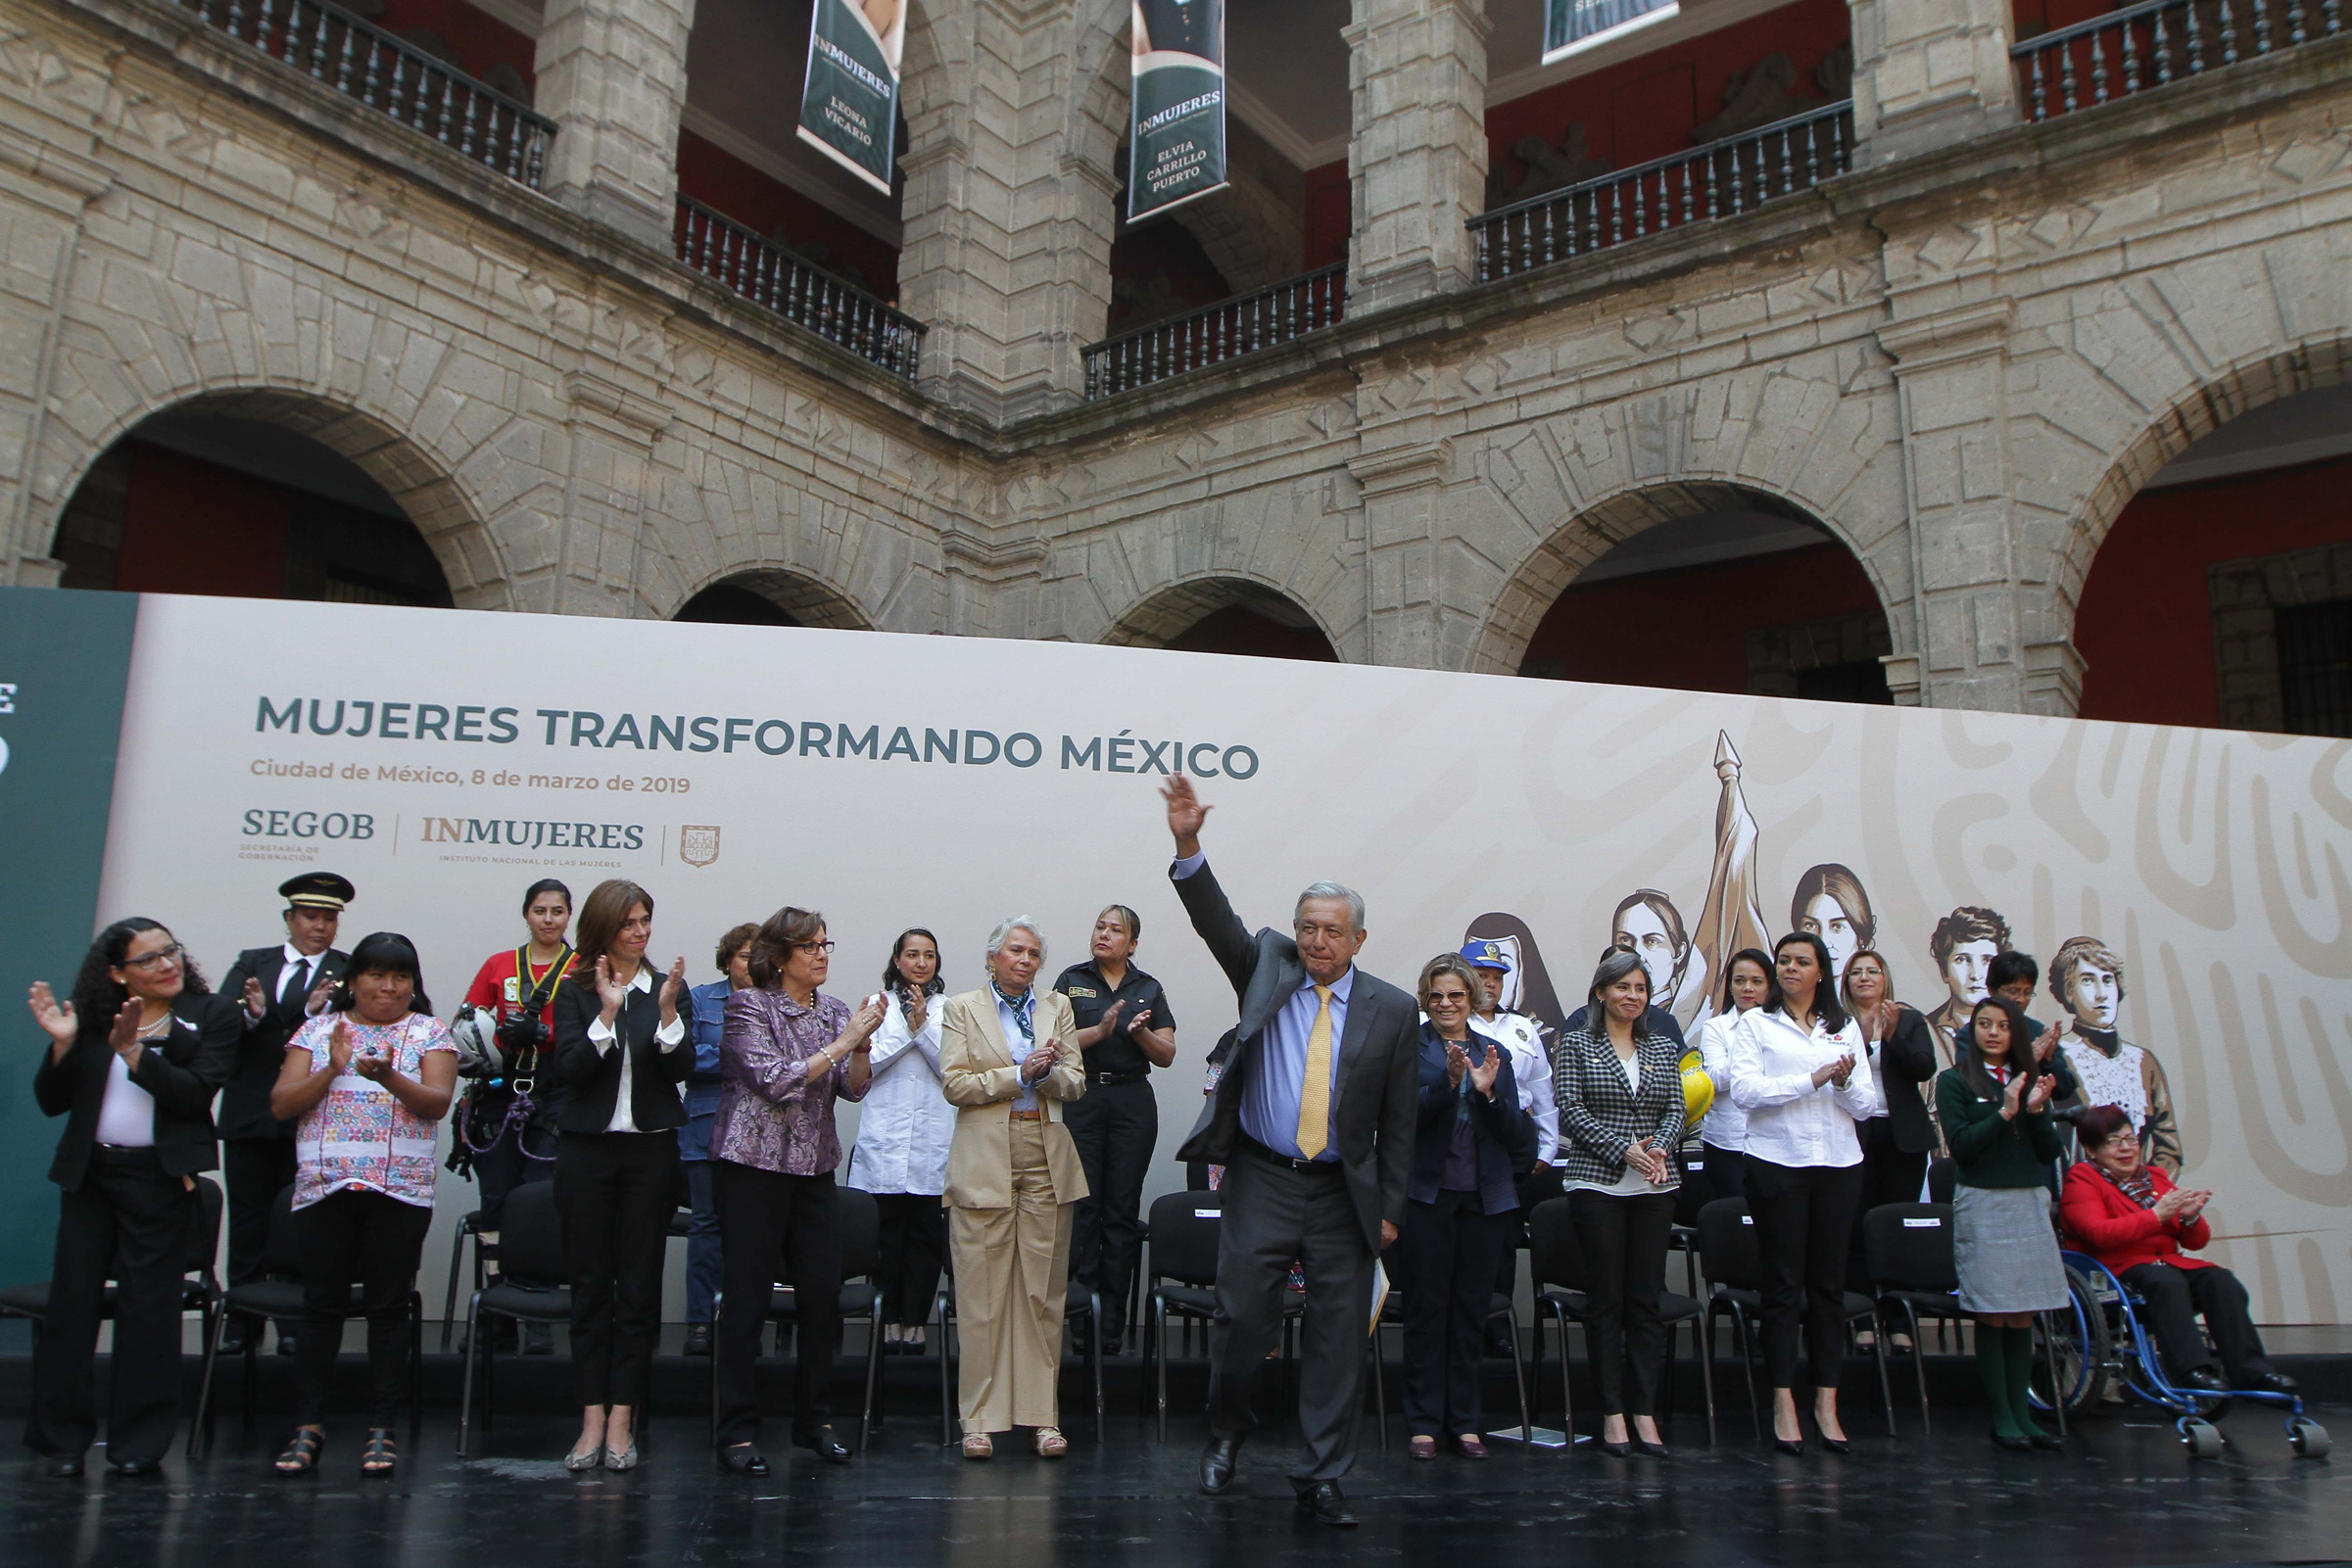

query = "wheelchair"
(2028, 1251), (2328, 1461)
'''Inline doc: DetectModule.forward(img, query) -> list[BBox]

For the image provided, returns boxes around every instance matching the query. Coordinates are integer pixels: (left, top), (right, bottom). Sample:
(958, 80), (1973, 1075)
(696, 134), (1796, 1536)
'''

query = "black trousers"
(711, 1161), (841, 1447)
(2122, 1262), (2274, 1384)
(31, 1150), (193, 1465)
(1494, 1164), (1564, 1302)
(1568, 1188), (1678, 1417)
(468, 1093), (556, 1233)
(1848, 1117), (1929, 1293)
(1066, 1078), (1156, 1338)
(1207, 1144), (1376, 1486)
(1400, 1190), (1512, 1437)
(1745, 1156), (1863, 1391)
(1699, 1144), (1748, 1207)
(871, 1192), (946, 1328)
(555, 1131), (679, 1407)
(293, 1190), (432, 1427)
(222, 1136), (297, 1333)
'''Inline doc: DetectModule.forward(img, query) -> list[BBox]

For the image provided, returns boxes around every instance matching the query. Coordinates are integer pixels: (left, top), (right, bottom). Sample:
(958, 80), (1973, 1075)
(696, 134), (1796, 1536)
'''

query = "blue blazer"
(1410, 1022), (1531, 1214)
(679, 980), (727, 1159)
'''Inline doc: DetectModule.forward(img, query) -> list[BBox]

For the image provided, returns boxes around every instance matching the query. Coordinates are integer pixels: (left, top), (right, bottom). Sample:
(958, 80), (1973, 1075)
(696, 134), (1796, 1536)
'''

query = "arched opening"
(51, 404), (455, 606)
(2076, 384), (2352, 736)
(1512, 488), (1892, 703)
(1105, 578), (1339, 662)
(674, 569), (871, 630)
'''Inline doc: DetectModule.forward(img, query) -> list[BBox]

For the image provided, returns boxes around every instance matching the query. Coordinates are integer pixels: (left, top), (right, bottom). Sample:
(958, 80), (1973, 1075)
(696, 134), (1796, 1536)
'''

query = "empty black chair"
(709, 1185), (888, 1448)
(439, 1209), (488, 1353)
(1140, 1190), (1223, 1443)
(193, 1183), (422, 1450)
(457, 1180), (571, 1456)
(1863, 1202), (1967, 1432)
(1, 1176), (223, 1460)
(1526, 1196), (1713, 1446)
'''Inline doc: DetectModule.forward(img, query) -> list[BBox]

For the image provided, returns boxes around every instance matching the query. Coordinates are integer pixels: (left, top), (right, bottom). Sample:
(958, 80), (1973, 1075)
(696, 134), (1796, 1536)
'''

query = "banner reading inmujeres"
(796, 0), (905, 196)
(1128, 0), (1227, 221)
(1544, 0), (1680, 65)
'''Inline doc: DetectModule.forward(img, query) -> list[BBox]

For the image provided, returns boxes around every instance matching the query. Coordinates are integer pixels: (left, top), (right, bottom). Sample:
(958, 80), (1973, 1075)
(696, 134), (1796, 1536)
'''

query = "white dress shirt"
(276, 942), (322, 1003)
(1691, 1010), (1752, 1153)
(585, 967), (687, 1133)
(1466, 1009), (1559, 1165)
(1726, 1004), (1880, 1168)
(93, 1018), (174, 1147)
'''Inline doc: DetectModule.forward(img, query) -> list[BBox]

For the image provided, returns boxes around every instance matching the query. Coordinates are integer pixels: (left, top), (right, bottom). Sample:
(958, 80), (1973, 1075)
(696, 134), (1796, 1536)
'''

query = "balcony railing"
(173, 0), (553, 189)
(2013, 0), (2341, 122)
(1471, 102), (1854, 284)
(1083, 262), (1348, 399)
(674, 197), (926, 380)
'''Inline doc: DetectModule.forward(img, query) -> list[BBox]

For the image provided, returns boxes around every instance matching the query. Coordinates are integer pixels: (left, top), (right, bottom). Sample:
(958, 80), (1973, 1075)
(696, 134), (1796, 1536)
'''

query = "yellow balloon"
(1679, 1048), (1715, 1121)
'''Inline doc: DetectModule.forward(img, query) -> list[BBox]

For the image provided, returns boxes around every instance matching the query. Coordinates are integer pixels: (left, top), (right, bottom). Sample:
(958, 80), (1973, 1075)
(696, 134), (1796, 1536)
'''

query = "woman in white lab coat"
(843, 929), (956, 1354)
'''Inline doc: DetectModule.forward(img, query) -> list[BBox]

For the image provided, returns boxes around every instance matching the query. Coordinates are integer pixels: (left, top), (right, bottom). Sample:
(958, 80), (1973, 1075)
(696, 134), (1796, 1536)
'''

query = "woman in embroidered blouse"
(265, 931), (456, 1477)
(843, 927), (955, 1356)
(710, 906), (884, 1477)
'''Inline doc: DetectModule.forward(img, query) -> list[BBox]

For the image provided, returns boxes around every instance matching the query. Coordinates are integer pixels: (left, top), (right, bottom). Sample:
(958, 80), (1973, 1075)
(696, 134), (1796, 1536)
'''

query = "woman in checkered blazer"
(1554, 948), (1688, 1456)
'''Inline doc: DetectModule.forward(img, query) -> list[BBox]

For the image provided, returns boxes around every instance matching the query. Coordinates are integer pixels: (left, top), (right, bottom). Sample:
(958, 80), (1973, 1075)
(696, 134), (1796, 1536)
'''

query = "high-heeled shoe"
(1634, 1438), (1670, 1458)
(1772, 1432), (1805, 1455)
(1818, 1434), (1849, 1455)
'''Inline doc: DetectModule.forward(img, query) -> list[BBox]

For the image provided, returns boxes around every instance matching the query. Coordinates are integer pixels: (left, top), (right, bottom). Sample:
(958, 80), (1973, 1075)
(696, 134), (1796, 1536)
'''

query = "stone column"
(1848, 0), (2021, 166)
(533, 0), (696, 251)
(1344, 0), (1489, 315)
(895, 3), (1123, 420)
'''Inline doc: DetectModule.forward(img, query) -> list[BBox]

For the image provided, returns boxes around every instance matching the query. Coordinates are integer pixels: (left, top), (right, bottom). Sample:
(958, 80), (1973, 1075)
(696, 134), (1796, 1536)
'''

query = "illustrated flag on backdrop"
(796, 0), (906, 196)
(1128, 0), (1228, 220)
(1683, 731), (1771, 1030)
(1543, 0), (1680, 65)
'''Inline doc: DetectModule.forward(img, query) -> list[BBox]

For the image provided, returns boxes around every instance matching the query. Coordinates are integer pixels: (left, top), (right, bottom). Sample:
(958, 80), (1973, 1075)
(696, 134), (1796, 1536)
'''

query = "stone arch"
(670, 565), (875, 631)
(1102, 573), (1342, 657)
(1470, 477), (1897, 678)
(33, 386), (513, 610)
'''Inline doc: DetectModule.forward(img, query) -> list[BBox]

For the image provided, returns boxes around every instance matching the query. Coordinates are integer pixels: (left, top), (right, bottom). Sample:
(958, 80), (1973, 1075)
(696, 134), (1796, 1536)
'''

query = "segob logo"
(679, 826), (721, 869)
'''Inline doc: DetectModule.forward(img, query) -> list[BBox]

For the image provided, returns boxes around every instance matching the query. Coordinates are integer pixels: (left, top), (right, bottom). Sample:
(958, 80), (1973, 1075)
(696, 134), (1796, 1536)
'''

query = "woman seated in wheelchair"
(2060, 1105), (2295, 1398)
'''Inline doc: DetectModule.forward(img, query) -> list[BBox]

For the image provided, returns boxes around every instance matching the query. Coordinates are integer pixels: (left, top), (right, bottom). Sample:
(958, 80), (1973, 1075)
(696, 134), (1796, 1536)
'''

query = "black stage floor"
(5, 1394), (2347, 1568)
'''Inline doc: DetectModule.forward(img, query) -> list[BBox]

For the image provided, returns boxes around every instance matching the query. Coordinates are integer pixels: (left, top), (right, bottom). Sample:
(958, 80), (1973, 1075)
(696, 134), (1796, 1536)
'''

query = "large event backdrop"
(1, 586), (2347, 1325)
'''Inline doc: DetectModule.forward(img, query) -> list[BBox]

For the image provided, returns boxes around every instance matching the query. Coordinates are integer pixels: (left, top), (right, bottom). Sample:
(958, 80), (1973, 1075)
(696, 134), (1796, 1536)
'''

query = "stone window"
(2208, 543), (2352, 735)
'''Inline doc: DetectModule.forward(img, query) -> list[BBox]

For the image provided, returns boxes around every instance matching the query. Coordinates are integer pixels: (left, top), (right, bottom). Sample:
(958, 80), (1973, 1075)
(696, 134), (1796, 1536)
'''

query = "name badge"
(1067, 986), (1098, 999)
(1740, 1214), (1753, 1225)
(504, 976), (520, 1003)
(1194, 1209), (1219, 1219)
(1902, 1217), (1943, 1229)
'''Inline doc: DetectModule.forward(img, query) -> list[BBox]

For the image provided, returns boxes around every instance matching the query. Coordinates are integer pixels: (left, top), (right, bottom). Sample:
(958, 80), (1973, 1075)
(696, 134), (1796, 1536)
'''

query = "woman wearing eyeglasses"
(709, 907), (884, 1476)
(25, 921), (239, 1477)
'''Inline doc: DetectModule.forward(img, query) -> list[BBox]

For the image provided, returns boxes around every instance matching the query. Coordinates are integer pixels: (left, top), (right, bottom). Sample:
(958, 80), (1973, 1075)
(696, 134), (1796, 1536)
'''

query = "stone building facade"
(3, 0), (2349, 720)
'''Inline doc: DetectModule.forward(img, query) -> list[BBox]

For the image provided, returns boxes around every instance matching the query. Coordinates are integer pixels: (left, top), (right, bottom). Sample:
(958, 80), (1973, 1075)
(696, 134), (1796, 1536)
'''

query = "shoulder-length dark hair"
(1719, 947), (1773, 1012)
(1583, 947), (1653, 1040)
(1959, 996), (2036, 1099)
(331, 931), (432, 1016)
(1765, 930), (1850, 1033)
(883, 927), (946, 1000)
(574, 879), (653, 977)
(746, 906), (826, 990)
(69, 918), (210, 1045)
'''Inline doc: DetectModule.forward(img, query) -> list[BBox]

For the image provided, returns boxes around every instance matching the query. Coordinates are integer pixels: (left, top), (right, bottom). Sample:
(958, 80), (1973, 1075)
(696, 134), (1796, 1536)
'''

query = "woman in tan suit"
(940, 916), (1087, 1458)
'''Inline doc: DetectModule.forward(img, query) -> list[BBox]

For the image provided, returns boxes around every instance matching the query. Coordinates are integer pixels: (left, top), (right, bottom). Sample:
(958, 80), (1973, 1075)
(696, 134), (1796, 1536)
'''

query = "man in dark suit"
(1161, 776), (1417, 1528)
(216, 872), (352, 1354)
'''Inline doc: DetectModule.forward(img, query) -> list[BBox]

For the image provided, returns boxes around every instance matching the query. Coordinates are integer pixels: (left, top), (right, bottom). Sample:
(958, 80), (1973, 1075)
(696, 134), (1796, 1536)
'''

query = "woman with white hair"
(939, 917), (1088, 1458)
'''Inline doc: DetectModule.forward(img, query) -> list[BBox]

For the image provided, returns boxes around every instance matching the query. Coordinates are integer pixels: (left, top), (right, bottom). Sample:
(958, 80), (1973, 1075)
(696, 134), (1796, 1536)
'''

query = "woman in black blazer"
(1841, 948), (1937, 1300)
(1554, 948), (1687, 1456)
(25, 918), (239, 1476)
(1403, 953), (1529, 1460)
(551, 879), (691, 1472)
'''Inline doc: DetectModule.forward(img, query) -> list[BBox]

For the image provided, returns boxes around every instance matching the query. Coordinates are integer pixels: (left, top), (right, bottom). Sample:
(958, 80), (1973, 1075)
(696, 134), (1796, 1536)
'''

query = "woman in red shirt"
(2060, 1104), (2293, 1395)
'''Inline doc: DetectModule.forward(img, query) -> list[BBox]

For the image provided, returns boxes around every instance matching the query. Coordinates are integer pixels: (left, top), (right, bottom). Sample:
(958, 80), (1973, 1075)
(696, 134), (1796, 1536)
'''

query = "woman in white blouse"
(1727, 931), (1879, 1455)
(844, 928), (956, 1354)
(1689, 948), (1772, 1205)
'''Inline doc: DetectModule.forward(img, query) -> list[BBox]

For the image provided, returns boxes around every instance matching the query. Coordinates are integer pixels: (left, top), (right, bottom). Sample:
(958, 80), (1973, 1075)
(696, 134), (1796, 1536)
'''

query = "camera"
(496, 1011), (551, 1067)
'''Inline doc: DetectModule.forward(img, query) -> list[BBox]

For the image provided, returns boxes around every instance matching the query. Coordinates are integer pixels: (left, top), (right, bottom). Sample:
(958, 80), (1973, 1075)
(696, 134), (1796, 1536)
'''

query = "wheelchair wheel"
(2027, 1264), (2111, 1419)
(2180, 1416), (2224, 1459)
(2287, 1417), (2330, 1460)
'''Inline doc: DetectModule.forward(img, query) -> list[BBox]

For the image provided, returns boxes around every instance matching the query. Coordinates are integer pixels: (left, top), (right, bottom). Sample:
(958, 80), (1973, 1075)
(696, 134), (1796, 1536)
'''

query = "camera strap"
(516, 943), (572, 1016)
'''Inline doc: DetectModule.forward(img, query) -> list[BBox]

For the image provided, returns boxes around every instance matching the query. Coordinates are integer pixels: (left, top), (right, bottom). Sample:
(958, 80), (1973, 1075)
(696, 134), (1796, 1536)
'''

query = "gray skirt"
(1952, 1184), (2069, 1314)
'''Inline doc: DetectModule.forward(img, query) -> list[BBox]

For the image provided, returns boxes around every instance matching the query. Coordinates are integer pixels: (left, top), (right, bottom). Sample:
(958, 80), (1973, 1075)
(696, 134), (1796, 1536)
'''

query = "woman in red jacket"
(2059, 1105), (2293, 1396)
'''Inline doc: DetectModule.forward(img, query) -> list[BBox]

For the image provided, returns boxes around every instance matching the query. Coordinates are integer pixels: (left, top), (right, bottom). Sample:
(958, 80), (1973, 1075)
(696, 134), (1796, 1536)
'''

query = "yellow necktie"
(1295, 985), (1335, 1161)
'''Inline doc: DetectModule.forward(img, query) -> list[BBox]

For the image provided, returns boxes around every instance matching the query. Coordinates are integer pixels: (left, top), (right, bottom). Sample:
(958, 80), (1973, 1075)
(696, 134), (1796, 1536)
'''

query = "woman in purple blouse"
(709, 905), (884, 1476)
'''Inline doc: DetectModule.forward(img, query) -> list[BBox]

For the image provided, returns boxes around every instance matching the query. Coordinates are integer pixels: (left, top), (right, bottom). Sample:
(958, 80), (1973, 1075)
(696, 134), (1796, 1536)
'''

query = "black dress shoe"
(2184, 1367), (2228, 1394)
(683, 1323), (713, 1356)
(108, 1457), (162, 1477)
(2248, 1369), (2299, 1395)
(43, 1455), (83, 1478)
(792, 1427), (852, 1464)
(2029, 1433), (2066, 1451)
(1295, 1481), (1357, 1528)
(276, 1331), (299, 1357)
(1992, 1431), (2034, 1452)
(717, 1445), (769, 1477)
(1198, 1435), (1240, 1495)
(523, 1321), (554, 1356)
(216, 1325), (250, 1356)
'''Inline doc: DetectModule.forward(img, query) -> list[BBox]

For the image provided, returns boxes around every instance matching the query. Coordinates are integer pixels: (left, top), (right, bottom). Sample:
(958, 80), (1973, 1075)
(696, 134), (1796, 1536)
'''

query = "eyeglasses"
(793, 940), (839, 955)
(121, 943), (185, 972)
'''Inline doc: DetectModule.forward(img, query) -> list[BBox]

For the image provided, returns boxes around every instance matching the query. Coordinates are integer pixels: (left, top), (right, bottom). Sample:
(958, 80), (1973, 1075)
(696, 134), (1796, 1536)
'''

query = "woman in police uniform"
(1052, 904), (1175, 1356)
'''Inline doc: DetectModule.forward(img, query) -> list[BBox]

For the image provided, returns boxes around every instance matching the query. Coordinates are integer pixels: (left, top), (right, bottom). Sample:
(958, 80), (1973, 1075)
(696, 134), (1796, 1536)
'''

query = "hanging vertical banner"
(795, 0), (906, 196)
(1543, 0), (1680, 65)
(1128, 0), (1228, 221)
